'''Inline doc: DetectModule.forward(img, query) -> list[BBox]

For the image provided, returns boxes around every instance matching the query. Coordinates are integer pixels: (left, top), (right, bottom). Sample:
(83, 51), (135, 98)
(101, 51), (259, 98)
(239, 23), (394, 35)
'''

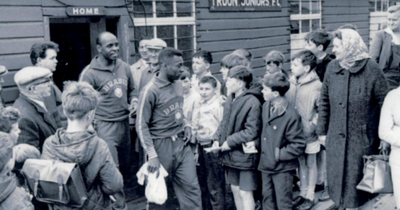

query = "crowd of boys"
(0, 27), (345, 210)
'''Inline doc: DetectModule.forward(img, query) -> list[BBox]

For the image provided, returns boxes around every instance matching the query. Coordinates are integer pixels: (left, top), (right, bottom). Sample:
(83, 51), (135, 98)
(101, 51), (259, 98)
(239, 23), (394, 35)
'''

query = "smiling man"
(80, 32), (138, 174)
(131, 39), (150, 90)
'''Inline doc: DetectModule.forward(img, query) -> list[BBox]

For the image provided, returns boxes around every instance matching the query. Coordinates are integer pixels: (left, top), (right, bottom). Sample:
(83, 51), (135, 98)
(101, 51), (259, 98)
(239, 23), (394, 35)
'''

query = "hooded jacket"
(215, 88), (262, 170)
(0, 175), (34, 210)
(41, 128), (123, 210)
(80, 56), (137, 121)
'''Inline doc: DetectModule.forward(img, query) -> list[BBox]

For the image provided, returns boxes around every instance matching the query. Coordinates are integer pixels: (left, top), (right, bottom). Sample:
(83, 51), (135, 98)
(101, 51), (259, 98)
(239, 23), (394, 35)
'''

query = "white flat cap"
(0, 66), (8, 76)
(14, 66), (52, 86)
(146, 38), (167, 50)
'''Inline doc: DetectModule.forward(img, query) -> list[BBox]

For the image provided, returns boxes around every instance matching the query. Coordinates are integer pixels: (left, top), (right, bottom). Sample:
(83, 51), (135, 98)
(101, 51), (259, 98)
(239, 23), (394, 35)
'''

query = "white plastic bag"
(145, 171), (168, 205)
(136, 163), (169, 205)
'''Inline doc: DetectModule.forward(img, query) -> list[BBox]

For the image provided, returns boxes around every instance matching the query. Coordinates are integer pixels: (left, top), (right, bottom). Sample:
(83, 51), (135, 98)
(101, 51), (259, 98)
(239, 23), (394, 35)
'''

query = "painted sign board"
(66, 7), (106, 16)
(209, 0), (282, 11)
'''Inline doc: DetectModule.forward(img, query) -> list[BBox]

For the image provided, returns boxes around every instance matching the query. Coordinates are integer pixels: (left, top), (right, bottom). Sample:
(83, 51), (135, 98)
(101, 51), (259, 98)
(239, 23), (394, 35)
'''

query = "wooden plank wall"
(196, 0), (291, 79)
(322, 0), (370, 52)
(0, 0), (44, 104)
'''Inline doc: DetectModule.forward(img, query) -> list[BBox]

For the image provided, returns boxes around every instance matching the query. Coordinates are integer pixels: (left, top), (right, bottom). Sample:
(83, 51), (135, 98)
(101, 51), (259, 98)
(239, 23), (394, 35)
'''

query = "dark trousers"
(95, 119), (131, 177)
(261, 170), (295, 210)
(148, 137), (202, 210)
(197, 143), (225, 210)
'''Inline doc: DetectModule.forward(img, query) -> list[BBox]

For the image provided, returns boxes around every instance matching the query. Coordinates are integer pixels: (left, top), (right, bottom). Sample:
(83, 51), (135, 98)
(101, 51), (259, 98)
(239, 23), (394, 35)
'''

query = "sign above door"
(66, 7), (106, 16)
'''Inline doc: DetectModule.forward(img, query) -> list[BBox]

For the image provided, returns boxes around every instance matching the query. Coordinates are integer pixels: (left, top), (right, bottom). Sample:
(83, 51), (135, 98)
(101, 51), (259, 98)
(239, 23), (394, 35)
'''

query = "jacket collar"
(266, 97), (289, 123)
(19, 94), (58, 131)
(290, 70), (319, 86)
(89, 56), (122, 72)
(153, 74), (172, 88)
(332, 59), (369, 74)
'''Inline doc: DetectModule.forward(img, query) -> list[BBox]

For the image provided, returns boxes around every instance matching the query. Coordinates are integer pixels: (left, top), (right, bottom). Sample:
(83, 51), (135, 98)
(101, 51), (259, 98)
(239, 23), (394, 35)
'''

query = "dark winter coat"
(258, 98), (306, 173)
(215, 89), (262, 170)
(316, 58), (389, 208)
(14, 94), (58, 152)
(41, 128), (124, 210)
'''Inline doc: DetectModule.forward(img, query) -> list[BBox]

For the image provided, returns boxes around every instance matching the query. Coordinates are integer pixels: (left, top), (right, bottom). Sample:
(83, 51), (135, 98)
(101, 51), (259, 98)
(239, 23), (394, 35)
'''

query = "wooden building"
(0, 0), (393, 104)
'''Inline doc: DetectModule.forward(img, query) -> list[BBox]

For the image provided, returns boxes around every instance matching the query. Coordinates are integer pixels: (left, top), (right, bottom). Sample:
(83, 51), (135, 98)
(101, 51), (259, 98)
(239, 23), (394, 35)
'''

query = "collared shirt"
(183, 88), (200, 123)
(29, 97), (47, 112)
(136, 74), (186, 159)
(192, 95), (223, 142)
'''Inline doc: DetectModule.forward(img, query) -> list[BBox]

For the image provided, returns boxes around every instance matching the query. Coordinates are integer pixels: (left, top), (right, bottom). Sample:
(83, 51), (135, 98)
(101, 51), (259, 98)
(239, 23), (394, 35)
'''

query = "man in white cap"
(0, 65), (8, 107)
(13, 66), (58, 152)
(138, 38), (167, 92)
(131, 39), (150, 90)
(80, 32), (137, 175)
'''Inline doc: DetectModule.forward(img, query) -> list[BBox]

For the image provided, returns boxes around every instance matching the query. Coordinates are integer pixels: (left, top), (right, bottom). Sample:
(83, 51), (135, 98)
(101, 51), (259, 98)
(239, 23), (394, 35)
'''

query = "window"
(369, 0), (390, 46)
(289, 0), (322, 56)
(132, 0), (196, 67)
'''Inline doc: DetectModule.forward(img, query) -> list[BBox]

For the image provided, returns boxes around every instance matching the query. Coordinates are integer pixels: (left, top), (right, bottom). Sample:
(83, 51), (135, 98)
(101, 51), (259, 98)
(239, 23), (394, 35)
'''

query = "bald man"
(80, 32), (138, 174)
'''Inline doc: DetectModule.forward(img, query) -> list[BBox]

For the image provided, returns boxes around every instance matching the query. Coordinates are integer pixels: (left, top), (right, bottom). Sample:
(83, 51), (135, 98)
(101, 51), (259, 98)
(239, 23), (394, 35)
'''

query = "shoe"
(315, 184), (325, 192)
(293, 196), (305, 209)
(296, 199), (315, 210)
(319, 189), (330, 201)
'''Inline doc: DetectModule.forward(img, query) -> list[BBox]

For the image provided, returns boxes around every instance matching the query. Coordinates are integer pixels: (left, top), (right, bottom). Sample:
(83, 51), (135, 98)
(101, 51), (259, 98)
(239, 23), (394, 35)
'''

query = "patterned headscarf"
(336, 29), (370, 70)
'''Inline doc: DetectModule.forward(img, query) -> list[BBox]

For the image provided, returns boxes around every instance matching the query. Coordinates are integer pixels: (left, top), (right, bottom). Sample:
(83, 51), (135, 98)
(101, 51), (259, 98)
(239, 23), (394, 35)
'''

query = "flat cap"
(146, 38), (167, 50)
(14, 66), (52, 86)
(0, 66), (8, 76)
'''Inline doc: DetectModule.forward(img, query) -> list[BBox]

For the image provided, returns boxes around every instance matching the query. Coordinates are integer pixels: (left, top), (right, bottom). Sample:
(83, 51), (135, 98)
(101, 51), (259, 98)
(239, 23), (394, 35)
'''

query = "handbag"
(21, 159), (88, 207)
(356, 151), (393, 194)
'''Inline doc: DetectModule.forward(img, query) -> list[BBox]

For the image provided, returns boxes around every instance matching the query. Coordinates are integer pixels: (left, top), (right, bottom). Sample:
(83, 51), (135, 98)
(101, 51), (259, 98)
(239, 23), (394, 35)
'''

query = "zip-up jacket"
(80, 56), (137, 121)
(286, 70), (321, 143)
(136, 75), (186, 159)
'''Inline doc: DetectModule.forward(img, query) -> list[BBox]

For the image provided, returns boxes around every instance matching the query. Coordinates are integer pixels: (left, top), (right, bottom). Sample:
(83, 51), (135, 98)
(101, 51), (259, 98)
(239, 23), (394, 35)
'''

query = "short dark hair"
(192, 50), (213, 64)
(0, 107), (20, 133)
(292, 50), (317, 71)
(305, 30), (332, 51)
(220, 53), (250, 69)
(159, 47), (183, 65)
(228, 65), (253, 89)
(180, 66), (191, 80)
(262, 72), (290, 96)
(233, 49), (253, 62)
(30, 41), (59, 65)
(199, 76), (218, 88)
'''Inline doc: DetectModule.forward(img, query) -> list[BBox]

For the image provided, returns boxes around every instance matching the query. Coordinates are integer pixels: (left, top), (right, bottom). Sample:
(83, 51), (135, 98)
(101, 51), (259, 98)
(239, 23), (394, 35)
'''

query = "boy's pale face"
(262, 84), (277, 102)
(304, 40), (320, 55)
(220, 66), (229, 81)
(199, 82), (216, 101)
(291, 58), (309, 78)
(9, 123), (20, 143)
(265, 60), (281, 75)
(181, 77), (191, 95)
(192, 57), (209, 76)
(226, 77), (242, 95)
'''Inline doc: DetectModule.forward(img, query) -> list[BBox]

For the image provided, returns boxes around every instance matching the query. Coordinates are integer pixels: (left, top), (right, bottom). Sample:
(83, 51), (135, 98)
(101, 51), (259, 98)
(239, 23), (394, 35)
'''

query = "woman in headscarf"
(370, 5), (400, 90)
(317, 28), (389, 210)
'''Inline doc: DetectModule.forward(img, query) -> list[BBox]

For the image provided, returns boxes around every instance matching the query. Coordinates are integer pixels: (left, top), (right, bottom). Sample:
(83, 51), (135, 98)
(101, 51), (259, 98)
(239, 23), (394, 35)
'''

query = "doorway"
(49, 17), (118, 91)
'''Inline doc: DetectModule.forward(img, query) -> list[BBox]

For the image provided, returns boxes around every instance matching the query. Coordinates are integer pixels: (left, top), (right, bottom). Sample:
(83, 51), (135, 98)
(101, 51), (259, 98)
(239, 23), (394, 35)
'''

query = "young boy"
(286, 50), (321, 210)
(215, 65), (261, 210)
(264, 50), (288, 77)
(304, 30), (334, 201)
(232, 49), (253, 67)
(304, 30), (335, 82)
(12, 144), (40, 187)
(41, 81), (127, 210)
(258, 72), (306, 210)
(0, 106), (21, 144)
(192, 76), (225, 210)
(0, 135), (34, 210)
(219, 54), (250, 96)
(181, 66), (199, 121)
(191, 50), (221, 97)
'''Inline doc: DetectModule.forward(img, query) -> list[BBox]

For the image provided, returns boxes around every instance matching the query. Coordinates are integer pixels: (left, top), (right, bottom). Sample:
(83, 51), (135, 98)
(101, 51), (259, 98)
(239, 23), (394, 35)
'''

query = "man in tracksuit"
(136, 47), (202, 210)
(80, 32), (138, 177)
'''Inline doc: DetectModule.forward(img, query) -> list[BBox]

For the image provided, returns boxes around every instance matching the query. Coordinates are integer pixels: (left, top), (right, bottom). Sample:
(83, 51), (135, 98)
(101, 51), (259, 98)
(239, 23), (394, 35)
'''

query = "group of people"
(2, 4), (400, 210)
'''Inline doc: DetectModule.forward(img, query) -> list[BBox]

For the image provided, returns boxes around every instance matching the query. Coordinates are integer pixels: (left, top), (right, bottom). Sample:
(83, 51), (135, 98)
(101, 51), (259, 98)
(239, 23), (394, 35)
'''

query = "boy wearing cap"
(30, 41), (67, 128)
(264, 50), (289, 77)
(259, 72), (306, 210)
(136, 47), (201, 210)
(0, 134), (34, 210)
(80, 32), (137, 174)
(131, 39), (150, 90)
(214, 66), (261, 210)
(13, 66), (58, 152)
(138, 38), (167, 92)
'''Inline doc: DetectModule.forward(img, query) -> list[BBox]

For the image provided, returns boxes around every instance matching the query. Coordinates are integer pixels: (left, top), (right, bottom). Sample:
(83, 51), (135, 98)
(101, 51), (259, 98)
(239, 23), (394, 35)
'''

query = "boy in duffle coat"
(258, 72), (306, 210)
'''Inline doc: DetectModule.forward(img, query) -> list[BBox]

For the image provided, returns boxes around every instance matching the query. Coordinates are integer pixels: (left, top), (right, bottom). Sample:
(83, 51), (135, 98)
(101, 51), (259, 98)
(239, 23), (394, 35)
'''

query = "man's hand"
(318, 135), (326, 146)
(184, 126), (192, 145)
(129, 99), (138, 112)
(147, 157), (160, 177)
(221, 141), (231, 152)
(379, 140), (390, 153)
